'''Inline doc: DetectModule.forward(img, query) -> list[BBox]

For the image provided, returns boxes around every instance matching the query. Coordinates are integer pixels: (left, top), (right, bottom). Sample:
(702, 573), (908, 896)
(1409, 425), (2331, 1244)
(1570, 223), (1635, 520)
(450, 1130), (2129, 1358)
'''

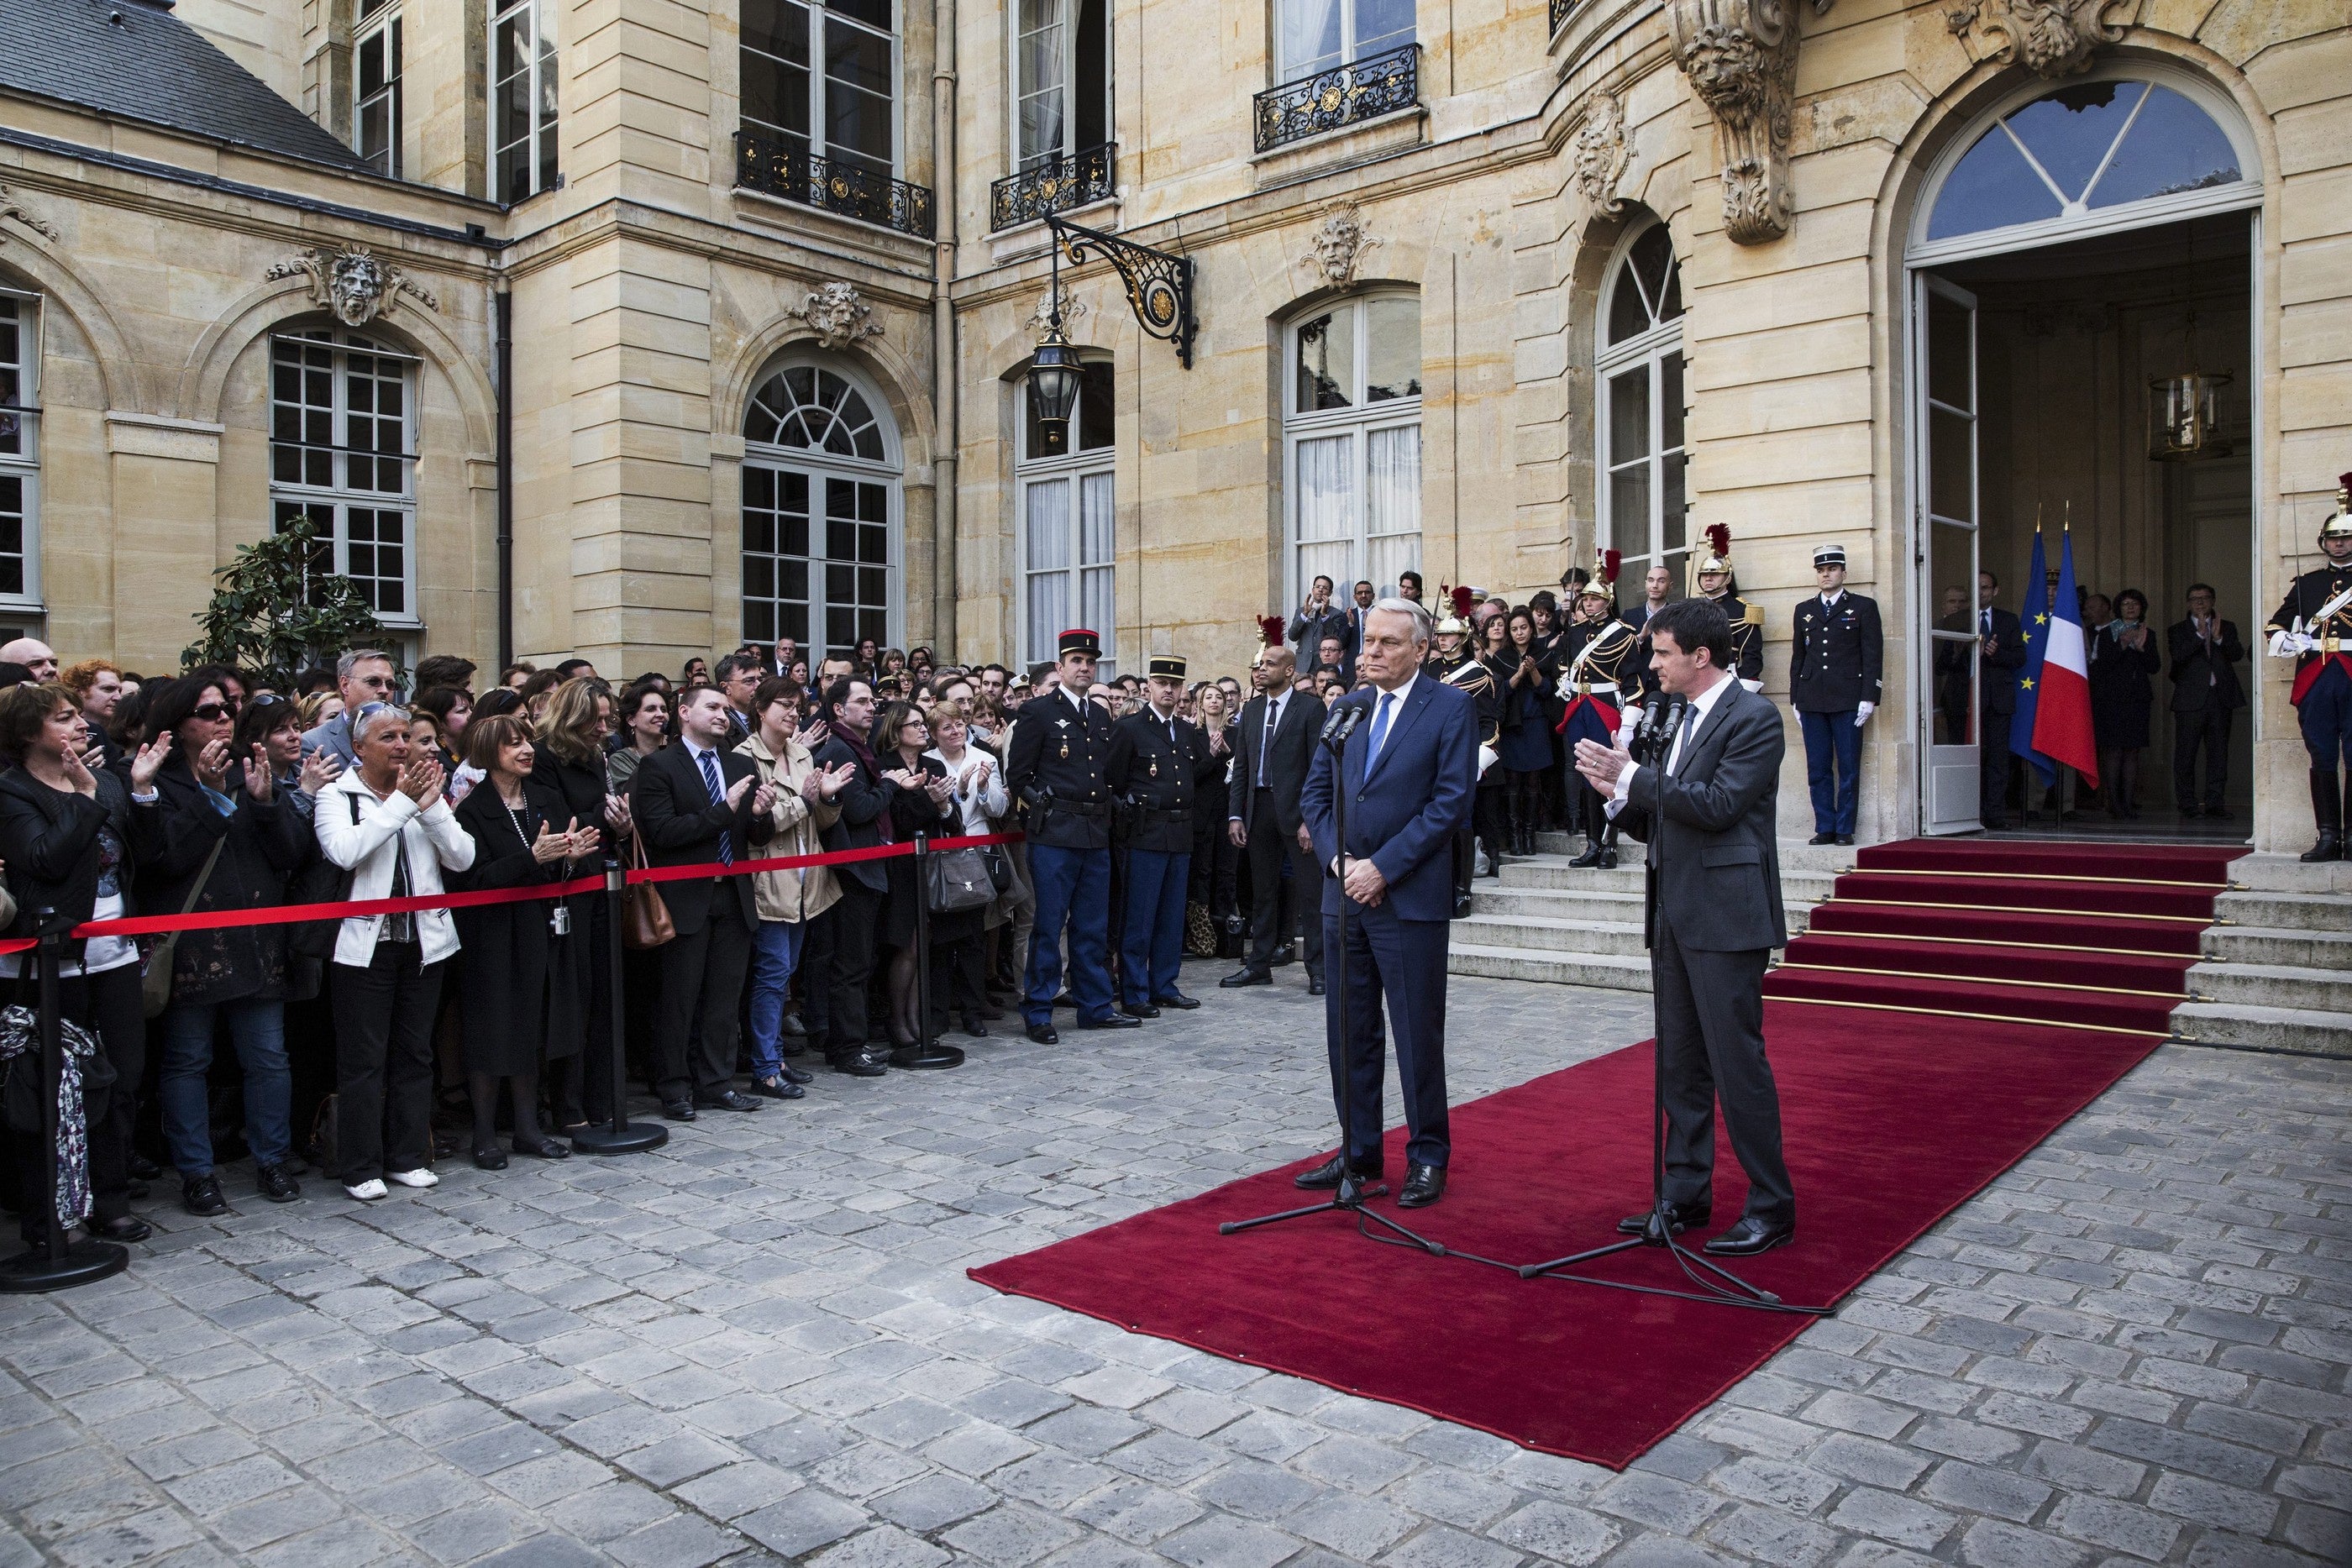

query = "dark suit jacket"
(1618, 680), (1788, 953)
(1302, 679), (1478, 925)
(1978, 606), (2028, 716)
(809, 737), (900, 894)
(631, 740), (774, 932)
(1228, 688), (1326, 838)
(2166, 617), (2246, 712)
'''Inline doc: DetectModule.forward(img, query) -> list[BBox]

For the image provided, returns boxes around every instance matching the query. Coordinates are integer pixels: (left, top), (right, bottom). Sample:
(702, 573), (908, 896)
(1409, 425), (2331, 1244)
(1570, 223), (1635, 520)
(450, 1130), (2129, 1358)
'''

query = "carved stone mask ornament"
(1950, 0), (2121, 80)
(1302, 203), (1382, 291)
(1667, 0), (1834, 245)
(786, 281), (885, 350)
(265, 244), (438, 324)
(1572, 92), (1632, 216)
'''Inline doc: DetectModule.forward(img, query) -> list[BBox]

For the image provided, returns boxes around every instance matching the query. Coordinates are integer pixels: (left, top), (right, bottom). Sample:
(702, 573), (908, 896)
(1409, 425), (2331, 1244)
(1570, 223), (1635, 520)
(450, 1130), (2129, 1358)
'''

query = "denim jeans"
(160, 996), (292, 1177)
(748, 919), (806, 1078)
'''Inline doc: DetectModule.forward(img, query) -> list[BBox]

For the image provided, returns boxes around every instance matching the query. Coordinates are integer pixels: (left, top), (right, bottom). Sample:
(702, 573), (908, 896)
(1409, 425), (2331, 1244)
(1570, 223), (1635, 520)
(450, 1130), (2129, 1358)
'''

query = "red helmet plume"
(1257, 614), (1285, 648)
(1600, 548), (1621, 586)
(1448, 584), (1476, 617)
(1705, 523), (1732, 560)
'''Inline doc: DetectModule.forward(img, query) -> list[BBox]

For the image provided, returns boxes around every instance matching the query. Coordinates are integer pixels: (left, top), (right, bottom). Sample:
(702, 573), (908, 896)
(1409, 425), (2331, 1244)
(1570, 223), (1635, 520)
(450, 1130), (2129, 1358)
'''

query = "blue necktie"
(1364, 692), (1395, 770)
(696, 748), (733, 867)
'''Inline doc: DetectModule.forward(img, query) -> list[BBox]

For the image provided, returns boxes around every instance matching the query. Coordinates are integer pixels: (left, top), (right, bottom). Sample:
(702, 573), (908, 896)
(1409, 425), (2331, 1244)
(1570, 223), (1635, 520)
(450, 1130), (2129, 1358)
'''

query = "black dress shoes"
(831, 1052), (890, 1077)
(1704, 1216), (1795, 1256)
(776, 1061), (813, 1086)
(1307, 977), (1326, 996)
(696, 1089), (764, 1113)
(1122, 1002), (1160, 1019)
(660, 1099), (698, 1121)
(1025, 1023), (1060, 1045)
(1835, 834), (1855, 847)
(1397, 1163), (1446, 1208)
(1220, 968), (1271, 989)
(751, 1076), (806, 1100)
(182, 1175), (228, 1217)
(1053, 991), (1078, 1009)
(95, 1215), (151, 1243)
(1152, 992), (1200, 1009)
(1294, 1153), (1383, 1190)
(1618, 1201), (1709, 1237)
(254, 1163), (302, 1204)
(473, 1146), (509, 1171)
(1807, 831), (1836, 845)
(128, 1151), (161, 1181)
(1078, 1013), (1142, 1030)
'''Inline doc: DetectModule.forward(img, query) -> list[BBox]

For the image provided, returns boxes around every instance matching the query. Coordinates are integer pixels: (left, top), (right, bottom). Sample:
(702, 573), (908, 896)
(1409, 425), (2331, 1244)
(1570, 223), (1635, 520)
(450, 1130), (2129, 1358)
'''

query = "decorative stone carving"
(1667, 0), (1833, 246)
(1025, 283), (1089, 334)
(265, 244), (437, 324)
(1571, 92), (1632, 216)
(1300, 203), (1382, 291)
(785, 281), (885, 350)
(1961, 0), (2122, 79)
(0, 183), (58, 244)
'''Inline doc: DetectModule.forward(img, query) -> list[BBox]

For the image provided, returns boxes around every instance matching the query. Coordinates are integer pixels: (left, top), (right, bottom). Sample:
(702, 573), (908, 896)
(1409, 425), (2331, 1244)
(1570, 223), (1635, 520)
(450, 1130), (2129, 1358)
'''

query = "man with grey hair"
(0, 637), (56, 683)
(303, 648), (400, 767)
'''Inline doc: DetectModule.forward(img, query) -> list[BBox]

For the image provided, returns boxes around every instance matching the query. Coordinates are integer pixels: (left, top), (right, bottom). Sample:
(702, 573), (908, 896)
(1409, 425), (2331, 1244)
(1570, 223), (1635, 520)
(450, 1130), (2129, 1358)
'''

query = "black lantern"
(1029, 323), (1082, 434)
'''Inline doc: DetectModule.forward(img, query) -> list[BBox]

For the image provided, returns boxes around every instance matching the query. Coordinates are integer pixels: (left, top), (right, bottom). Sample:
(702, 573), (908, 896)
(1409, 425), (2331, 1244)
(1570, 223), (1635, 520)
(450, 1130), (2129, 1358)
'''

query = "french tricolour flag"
(2029, 530), (2101, 789)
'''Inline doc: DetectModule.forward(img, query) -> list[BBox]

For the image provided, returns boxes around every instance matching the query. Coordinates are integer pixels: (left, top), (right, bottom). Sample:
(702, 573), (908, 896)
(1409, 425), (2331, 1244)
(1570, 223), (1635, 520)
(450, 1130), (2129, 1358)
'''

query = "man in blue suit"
(1299, 598), (1479, 1209)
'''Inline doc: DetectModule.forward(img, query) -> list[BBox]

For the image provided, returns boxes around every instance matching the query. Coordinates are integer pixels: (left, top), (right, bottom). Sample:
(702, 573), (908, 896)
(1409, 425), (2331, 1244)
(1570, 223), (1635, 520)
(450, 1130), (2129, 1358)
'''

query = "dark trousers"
(808, 880), (881, 1061)
(7, 964), (142, 1243)
(1980, 721), (2013, 825)
(1244, 792), (1323, 979)
(1025, 842), (1114, 1025)
(656, 889), (755, 1101)
(1322, 903), (1451, 1169)
(1120, 849), (1190, 1007)
(331, 943), (446, 1186)
(2299, 662), (2352, 770)
(1651, 911), (1792, 1225)
(2173, 704), (2234, 810)
(1799, 709), (1862, 836)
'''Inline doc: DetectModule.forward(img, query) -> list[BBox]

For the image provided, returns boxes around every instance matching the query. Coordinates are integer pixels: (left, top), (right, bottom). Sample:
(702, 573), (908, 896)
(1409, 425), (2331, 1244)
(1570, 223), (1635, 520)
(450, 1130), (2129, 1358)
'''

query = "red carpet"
(970, 1003), (2165, 1469)
(1767, 836), (2246, 1033)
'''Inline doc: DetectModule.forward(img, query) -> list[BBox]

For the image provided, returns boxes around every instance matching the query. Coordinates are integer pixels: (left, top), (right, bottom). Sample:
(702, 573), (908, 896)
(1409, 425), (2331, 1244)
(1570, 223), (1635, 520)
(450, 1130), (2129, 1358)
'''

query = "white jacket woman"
(313, 740), (477, 967)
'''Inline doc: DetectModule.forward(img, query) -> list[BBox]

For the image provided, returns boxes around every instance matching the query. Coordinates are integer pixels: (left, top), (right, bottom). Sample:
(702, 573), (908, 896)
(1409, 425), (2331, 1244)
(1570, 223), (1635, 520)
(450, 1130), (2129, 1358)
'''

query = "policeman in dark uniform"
(1005, 627), (1137, 1042)
(1425, 594), (1500, 914)
(1106, 655), (1214, 1016)
(1790, 543), (1885, 846)
(1692, 526), (1765, 689)
(2266, 473), (2352, 861)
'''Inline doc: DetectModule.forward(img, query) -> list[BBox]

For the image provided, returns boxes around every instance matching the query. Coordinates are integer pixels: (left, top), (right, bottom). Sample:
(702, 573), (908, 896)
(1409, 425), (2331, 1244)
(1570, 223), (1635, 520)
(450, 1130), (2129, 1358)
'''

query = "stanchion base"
(0, 1235), (130, 1293)
(570, 1121), (669, 1156)
(891, 1043), (965, 1071)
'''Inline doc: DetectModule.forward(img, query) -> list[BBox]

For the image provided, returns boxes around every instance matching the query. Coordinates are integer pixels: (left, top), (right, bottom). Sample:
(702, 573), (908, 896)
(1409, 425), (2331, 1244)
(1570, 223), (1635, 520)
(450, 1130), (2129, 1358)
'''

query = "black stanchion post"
(892, 835), (963, 1071)
(0, 914), (128, 1292)
(571, 868), (667, 1156)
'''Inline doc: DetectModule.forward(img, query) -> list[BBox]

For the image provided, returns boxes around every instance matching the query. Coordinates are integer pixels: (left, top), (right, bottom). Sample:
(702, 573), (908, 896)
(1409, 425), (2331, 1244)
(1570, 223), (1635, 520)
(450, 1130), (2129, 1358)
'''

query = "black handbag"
(923, 846), (995, 914)
(982, 845), (1012, 894)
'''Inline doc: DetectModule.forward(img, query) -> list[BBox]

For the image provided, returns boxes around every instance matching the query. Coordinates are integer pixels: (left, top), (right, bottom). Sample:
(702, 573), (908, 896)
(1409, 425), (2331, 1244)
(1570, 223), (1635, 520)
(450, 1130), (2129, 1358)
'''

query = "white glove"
(1476, 742), (1499, 779)
(1855, 701), (1875, 727)
(1740, 679), (1764, 694)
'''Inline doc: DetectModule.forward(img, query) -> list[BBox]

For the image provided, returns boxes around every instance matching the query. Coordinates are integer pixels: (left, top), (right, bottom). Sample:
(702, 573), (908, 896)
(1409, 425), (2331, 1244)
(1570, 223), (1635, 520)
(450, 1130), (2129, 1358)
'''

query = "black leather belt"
(1054, 800), (1109, 817)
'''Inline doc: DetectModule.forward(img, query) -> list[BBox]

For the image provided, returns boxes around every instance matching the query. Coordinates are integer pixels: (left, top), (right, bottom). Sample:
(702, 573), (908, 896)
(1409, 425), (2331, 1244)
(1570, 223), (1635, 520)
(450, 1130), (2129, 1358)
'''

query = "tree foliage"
(181, 519), (391, 689)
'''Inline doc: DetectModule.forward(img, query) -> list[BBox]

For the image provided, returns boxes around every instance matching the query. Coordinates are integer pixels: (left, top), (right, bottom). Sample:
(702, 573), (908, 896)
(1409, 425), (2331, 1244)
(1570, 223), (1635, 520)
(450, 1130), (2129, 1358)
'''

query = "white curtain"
(1294, 433), (1354, 598)
(1365, 423), (1420, 595)
(1017, 0), (1065, 164)
(1080, 470), (1116, 669)
(1023, 476), (1069, 666)
(1278, 0), (1342, 79)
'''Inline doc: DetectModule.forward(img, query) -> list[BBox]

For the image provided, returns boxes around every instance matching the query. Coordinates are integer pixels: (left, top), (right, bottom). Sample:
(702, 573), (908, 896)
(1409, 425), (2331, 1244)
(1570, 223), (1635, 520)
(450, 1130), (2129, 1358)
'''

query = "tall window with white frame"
(1016, 0), (1108, 170)
(356, 0), (403, 177)
(1017, 360), (1116, 675)
(741, 362), (901, 655)
(491, 0), (558, 202)
(269, 332), (418, 629)
(742, 0), (898, 176)
(1277, 0), (1413, 81)
(1597, 223), (1686, 585)
(0, 291), (39, 620)
(1286, 294), (1421, 603)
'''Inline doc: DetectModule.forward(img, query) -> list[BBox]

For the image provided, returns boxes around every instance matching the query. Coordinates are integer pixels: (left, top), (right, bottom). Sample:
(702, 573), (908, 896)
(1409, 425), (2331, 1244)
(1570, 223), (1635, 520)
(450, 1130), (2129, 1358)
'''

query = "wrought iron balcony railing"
(734, 130), (935, 240)
(990, 143), (1118, 232)
(1548, 0), (1578, 34)
(1252, 43), (1420, 155)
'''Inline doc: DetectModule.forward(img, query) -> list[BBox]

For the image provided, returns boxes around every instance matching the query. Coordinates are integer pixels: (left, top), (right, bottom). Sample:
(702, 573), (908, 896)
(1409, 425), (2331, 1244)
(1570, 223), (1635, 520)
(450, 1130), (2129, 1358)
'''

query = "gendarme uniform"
(1105, 656), (1213, 1014)
(1425, 608), (1500, 910)
(2265, 473), (2352, 860)
(1789, 543), (1885, 843)
(1691, 538), (1766, 688)
(1005, 628), (1126, 1035)
(1558, 562), (1639, 868)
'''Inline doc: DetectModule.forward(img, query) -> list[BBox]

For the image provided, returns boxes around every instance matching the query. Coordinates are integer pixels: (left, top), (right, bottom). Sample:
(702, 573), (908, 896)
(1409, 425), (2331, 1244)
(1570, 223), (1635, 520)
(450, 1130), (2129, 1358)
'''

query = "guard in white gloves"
(1790, 543), (1884, 846)
(2267, 472), (2352, 862)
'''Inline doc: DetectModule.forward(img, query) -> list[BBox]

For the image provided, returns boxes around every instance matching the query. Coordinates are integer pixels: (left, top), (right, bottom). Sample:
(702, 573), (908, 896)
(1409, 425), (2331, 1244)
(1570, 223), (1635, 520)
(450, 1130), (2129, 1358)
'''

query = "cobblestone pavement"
(1, 970), (2347, 1568)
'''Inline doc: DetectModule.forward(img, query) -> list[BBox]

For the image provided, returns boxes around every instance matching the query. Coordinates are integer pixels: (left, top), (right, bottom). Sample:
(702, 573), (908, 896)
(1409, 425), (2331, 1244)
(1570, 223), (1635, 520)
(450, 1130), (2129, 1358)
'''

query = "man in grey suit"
(1573, 597), (1795, 1257)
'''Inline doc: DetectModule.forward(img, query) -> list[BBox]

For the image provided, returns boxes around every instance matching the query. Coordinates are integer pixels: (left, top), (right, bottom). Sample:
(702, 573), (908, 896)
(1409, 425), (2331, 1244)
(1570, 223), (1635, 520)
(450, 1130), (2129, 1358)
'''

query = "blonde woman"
(737, 678), (853, 1098)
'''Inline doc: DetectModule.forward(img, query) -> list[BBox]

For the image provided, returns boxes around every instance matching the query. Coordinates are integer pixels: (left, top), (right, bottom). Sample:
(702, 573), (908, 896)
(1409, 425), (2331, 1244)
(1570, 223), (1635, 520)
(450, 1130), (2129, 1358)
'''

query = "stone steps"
(2189, 959), (2352, 1015)
(2171, 999), (2352, 1056)
(2213, 889), (2352, 933)
(2199, 923), (2352, 970)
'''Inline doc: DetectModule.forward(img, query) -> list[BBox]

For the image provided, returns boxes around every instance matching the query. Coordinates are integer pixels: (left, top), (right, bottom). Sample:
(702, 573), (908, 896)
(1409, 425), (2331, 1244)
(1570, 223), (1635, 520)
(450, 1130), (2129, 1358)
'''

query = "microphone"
(1319, 694), (1372, 746)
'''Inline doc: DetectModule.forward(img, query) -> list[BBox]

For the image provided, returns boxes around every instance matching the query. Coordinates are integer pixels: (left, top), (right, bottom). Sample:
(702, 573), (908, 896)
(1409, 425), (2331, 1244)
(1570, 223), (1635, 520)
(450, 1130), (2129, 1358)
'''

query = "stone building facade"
(0, 0), (2344, 847)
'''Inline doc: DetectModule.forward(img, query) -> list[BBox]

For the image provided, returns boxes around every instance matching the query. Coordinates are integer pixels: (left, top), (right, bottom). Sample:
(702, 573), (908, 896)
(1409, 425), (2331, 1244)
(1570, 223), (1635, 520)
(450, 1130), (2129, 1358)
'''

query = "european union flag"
(2008, 526), (2055, 788)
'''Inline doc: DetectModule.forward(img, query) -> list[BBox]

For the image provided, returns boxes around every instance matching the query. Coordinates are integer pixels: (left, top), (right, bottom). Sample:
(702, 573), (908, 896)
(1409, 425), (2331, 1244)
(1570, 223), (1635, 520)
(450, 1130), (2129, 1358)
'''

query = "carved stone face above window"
(1572, 93), (1631, 216)
(265, 244), (438, 326)
(1301, 203), (1382, 291)
(786, 281), (885, 351)
(1948, 0), (2121, 81)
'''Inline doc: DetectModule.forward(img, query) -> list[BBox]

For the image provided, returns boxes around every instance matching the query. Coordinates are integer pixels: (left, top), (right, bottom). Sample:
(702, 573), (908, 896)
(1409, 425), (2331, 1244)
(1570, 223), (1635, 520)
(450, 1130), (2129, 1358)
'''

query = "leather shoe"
(254, 1162), (302, 1204)
(1835, 834), (1855, 847)
(1122, 1002), (1161, 1019)
(128, 1151), (161, 1181)
(1220, 967), (1271, 988)
(1808, 831), (1836, 845)
(831, 1052), (889, 1077)
(695, 1089), (763, 1113)
(661, 1099), (698, 1122)
(1397, 1162), (1446, 1208)
(1618, 1201), (1709, 1237)
(95, 1215), (151, 1243)
(472, 1146), (509, 1171)
(1152, 992), (1200, 1009)
(1053, 991), (1078, 1009)
(182, 1175), (228, 1217)
(1704, 1216), (1795, 1256)
(1025, 1023), (1060, 1045)
(1294, 1153), (1383, 1190)
(1079, 1013), (1142, 1030)
(1307, 977), (1326, 996)
(751, 1076), (805, 1099)
(776, 1061), (813, 1086)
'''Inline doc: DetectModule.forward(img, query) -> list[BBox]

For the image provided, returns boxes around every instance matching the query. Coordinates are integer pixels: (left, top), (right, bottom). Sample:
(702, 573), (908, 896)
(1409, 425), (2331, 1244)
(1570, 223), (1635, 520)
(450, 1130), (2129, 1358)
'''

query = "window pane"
(1294, 310), (1352, 412)
(1080, 564), (1114, 656)
(831, 0), (890, 28)
(1018, 0), (1067, 164)
(1364, 425), (1419, 596)
(1662, 449), (1686, 559)
(1026, 477), (1070, 571)
(1079, 470), (1115, 565)
(1077, 360), (1116, 450)
(1608, 460), (1650, 559)
(1607, 364), (1650, 464)
(1659, 349), (1684, 453)
(2003, 80), (2141, 204)
(1605, 267), (1651, 345)
(0, 476), (22, 596)
(1926, 290), (1972, 412)
(1927, 121), (2062, 241)
(741, 52), (811, 139)
(1278, 0), (1341, 79)
(1365, 297), (1420, 403)
(1294, 434), (1353, 542)
(742, 0), (809, 64)
(2090, 85), (2241, 207)
(1352, 0), (1414, 58)
(1929, 406), (1973, 522)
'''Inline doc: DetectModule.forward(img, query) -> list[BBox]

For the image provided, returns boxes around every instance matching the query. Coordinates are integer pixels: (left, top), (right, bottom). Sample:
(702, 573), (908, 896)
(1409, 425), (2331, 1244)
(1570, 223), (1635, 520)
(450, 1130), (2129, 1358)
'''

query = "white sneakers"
(344, 1179), (388, 1201)
(386, 1169), (439, 1188)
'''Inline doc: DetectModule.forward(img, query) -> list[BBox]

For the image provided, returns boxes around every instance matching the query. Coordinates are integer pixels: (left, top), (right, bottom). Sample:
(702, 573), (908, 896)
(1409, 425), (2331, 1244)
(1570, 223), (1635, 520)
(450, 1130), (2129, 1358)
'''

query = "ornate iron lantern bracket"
(1043, 214), (1197, 370)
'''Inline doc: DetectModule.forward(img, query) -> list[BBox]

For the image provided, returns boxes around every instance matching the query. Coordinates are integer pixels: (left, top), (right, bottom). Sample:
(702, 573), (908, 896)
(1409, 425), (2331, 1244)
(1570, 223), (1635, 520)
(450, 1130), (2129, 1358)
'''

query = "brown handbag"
(622, 832), (675, 950)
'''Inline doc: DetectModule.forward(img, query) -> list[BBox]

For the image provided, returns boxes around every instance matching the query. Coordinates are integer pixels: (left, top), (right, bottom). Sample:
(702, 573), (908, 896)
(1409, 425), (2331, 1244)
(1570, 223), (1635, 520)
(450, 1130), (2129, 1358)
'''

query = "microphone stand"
(1221, 700), (1441, 1256)
(1519, 696), (1827, 1315)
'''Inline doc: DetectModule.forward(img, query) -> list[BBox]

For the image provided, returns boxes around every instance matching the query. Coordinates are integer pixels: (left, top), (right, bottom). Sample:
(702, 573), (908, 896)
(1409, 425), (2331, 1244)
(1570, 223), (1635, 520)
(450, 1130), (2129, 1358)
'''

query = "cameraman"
(1573, 598), (1794, 1258)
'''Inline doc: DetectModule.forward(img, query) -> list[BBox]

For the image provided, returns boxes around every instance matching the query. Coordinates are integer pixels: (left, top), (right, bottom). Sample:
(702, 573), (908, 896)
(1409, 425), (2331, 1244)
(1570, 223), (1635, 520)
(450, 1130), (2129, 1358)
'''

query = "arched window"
(1597, 223), (1685, 582)
(741, 360), (900, 654)
(270, 330), (417, 625)
(1284, 293), (1420, 604)
(1913, 71), (2258, 260)
(1016, 359), (1116, 674)
(0, 290), (39, 619)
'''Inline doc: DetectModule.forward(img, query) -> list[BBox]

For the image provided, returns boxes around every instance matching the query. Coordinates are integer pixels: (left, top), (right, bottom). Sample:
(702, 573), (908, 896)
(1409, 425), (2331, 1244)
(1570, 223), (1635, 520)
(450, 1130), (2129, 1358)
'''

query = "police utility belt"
(1036, 795), (1109, 818)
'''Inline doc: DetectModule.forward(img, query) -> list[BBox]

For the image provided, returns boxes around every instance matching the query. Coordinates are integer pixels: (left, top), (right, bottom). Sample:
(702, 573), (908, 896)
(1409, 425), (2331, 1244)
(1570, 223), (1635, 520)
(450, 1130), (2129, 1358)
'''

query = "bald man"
(0, 638), (56, 683)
